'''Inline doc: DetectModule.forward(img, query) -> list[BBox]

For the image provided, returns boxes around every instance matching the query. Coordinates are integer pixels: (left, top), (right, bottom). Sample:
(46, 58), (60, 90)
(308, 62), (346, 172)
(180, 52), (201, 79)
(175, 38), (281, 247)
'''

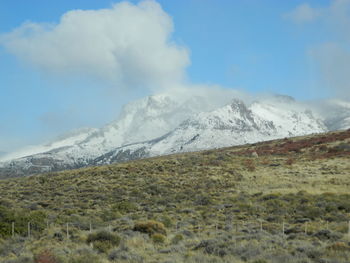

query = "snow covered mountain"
(0, 127), (98, 162)
(0, 93), (347, 178)
(318, 100), (350, 131)
(93, 97), (327, 165)
(0, 93), (229, 177)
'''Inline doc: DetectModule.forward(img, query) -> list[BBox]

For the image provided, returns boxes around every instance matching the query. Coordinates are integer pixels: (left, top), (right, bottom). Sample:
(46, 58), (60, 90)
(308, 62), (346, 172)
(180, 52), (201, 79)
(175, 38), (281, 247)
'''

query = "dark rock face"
(94, 147), (150, 165)
(0, 145), (151, 179)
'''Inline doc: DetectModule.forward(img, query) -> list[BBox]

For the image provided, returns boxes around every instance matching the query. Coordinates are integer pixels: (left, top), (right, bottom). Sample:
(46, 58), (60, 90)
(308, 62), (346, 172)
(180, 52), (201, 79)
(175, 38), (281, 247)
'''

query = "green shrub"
(86, 231), (120, 253)
(327, 242), (350, 251)
(69, 254), (102, 263)
(4, 255), (34, 263)
(0, 206), (46, 238)
(133, 220), (166, 236)
(194, 194), (213, 206)
(171, 234), (184, 244)
(28, 211), (46, 233)
(0, 206), (16, 237)
(112, 201), (137, 213)
(99, 209), (120, 221)
(160, 215), (173, 228)
(152, 233), (166, 244)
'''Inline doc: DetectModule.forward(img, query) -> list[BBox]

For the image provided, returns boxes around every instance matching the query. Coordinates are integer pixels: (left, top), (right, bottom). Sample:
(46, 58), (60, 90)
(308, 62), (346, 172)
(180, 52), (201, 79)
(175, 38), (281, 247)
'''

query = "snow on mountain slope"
(0, 127), (98, 162)
(0, 93), (346, 177)
(153, 98), (326, 153)
(318, 100), (350, 131)
(250, 97), (327, 137)
(149, 99), (276, 153)
(0, 93), (230, 170)
(44, 94), (228, 163)
(96, 98), (327, 164)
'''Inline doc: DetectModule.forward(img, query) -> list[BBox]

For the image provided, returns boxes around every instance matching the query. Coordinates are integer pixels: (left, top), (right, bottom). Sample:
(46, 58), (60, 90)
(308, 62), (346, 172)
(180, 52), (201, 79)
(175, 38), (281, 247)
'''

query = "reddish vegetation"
(34, 250), (59, 263)
(285, 158), (295, 165)
(243, 159), (256, 171)
(233, 130), (350, 159)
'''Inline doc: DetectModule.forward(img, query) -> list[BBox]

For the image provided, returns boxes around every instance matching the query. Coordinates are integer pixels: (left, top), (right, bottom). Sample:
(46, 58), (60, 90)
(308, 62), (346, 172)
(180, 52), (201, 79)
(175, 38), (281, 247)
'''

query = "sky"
(0, 0), (349, 152)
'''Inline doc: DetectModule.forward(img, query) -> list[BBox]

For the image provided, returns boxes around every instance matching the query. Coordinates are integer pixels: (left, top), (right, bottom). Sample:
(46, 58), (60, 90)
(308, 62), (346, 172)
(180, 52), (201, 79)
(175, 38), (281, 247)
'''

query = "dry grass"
(0, 130), (349, 262)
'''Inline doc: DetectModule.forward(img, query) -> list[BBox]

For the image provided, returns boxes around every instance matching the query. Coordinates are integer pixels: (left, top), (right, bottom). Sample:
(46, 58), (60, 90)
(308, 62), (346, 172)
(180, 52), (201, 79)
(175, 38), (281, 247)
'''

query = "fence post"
(282, 221), (285, 237)
(12, 222), (14, 238)
(326, 220), (329, 230)
(305, 222), (308, 235)
(89, 221), (92, 233)
(28, 222), (31, 239)
(259, 220), (263, 232)
(66, 223), (69, 240)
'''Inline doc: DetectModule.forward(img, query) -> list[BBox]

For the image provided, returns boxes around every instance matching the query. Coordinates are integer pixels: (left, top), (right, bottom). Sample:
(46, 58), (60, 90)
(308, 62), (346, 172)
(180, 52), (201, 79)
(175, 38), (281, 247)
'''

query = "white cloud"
(309, 0), (350, 99)
(0, 0), (189, 91)
(328, 0), (350, 42)
(283, 3), (321, 24)
(285, 0), (350, 99)
(309, 43), (350, 99)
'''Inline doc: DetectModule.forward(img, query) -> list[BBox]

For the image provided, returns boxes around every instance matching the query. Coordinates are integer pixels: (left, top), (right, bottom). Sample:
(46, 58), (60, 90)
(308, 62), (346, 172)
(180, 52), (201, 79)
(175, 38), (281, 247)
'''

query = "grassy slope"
(0, 130), (350, 262)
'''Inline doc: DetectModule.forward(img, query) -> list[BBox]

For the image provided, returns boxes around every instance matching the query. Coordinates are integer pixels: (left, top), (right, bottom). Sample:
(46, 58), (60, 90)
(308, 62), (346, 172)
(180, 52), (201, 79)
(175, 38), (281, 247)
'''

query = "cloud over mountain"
(0, 0), (189, 91)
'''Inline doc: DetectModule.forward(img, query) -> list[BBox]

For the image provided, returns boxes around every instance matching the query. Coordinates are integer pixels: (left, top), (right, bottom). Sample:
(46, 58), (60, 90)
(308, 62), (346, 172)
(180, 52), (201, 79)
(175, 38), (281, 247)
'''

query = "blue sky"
(0, 0), (348, 152)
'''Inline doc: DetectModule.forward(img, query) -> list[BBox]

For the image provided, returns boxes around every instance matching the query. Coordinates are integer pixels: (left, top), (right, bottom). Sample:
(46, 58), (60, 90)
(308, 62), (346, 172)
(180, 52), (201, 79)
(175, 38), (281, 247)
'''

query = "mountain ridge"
(0, 93), (349, 178)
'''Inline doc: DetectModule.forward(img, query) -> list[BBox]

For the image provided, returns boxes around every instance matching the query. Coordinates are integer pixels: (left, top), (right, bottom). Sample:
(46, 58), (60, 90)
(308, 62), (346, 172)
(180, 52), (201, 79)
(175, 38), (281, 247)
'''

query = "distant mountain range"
(0, 93), (349, 178)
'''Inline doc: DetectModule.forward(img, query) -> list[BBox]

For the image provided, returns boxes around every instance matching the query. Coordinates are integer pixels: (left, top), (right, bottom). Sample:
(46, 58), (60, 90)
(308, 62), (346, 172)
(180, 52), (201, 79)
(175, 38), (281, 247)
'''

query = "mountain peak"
(272, 94), (296, 103)
(0, 93), (348, 178)
(228, 99), (255, 122)
(230, 98), (249, 111)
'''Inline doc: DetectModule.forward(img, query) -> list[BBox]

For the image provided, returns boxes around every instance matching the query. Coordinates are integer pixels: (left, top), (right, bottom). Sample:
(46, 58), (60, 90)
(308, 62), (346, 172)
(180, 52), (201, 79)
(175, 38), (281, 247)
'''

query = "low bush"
(86, 231), (120, 253)
(171, 234), (184, 244)
(0, 206), (46, 238)
(108, 249), (144, 263)
(112, 201), (137, 214)
(69, 254), (101, 263)
(327, 242), (350, 252)
(133, 220), (166, 236)
(243, 159), (255, 172)
(34, 249), (60, 263)
(160, 215), (173, 228)
(152, 233), (166, 244)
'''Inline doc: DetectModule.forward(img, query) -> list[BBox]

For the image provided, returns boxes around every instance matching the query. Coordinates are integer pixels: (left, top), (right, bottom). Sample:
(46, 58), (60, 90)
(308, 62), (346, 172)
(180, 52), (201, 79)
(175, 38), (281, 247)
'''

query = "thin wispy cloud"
(309, 42), (350, 99)
(283, 3), (321, 24)
(285, 0), (350, 99)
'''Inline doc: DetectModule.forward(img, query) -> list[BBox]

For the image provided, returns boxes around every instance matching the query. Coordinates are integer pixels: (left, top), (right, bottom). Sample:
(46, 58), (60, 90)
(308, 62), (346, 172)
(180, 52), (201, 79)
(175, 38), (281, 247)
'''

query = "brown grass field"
(0, 129), (349, 262)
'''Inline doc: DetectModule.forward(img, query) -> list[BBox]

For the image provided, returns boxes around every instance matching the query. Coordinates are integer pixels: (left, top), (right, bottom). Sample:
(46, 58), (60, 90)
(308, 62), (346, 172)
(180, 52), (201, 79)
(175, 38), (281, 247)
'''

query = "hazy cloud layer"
(310, 42), (350, 99)
(283, 3), (321, 24)
(0, 0), (189, 91)
(286, 0), (350, 99)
